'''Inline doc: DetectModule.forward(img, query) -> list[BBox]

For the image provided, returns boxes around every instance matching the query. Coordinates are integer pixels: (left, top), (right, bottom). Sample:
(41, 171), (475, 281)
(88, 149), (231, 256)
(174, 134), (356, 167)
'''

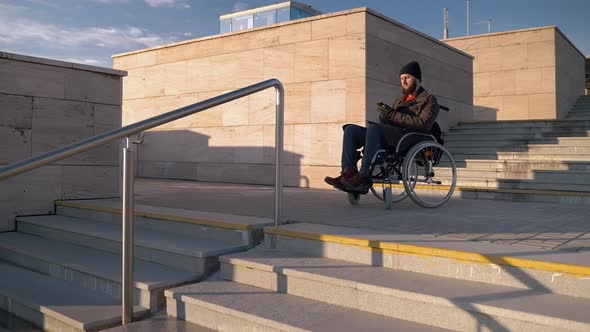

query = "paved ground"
(133, 178), (590, 253)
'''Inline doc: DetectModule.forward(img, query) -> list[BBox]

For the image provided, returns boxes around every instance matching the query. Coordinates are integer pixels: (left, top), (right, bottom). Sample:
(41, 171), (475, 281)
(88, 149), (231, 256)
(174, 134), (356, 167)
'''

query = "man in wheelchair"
(324, 61), (440, 194)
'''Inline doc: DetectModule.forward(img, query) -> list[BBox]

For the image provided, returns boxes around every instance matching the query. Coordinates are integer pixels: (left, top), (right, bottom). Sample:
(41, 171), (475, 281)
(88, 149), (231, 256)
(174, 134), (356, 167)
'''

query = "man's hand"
(377, 101), (394, 113)
(378, 101), (394, 123)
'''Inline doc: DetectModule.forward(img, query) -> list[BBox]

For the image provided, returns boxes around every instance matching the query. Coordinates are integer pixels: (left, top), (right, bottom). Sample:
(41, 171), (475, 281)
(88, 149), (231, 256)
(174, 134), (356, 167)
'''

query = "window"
(290, 7), (301, 20)
(299, 9), (313, 18)
(276, 7), (290, 23)
(220, 18), (231, 33)
(254, 9), (276, 28)
(232, 15), (253, 32)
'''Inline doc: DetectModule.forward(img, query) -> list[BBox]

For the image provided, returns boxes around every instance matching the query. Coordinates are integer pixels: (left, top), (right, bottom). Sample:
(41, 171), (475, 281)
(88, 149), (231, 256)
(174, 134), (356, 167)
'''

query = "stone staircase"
(162, 223), (590, 331)
(441, 95), (590, 203)
(0, 200), (270, 331)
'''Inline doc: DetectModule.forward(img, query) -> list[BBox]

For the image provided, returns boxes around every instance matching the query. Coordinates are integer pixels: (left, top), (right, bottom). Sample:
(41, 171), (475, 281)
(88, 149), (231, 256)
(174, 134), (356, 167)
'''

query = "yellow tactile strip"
(56, 200), (271, 231)
(264, 226), (590, 277)
(379, 183), (590, 197)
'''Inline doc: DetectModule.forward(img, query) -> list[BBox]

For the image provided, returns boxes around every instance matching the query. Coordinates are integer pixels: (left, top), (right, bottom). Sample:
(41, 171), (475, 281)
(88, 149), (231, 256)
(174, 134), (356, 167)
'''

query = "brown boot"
(324, 168), (356, 190)
(341, 172), (370, 193)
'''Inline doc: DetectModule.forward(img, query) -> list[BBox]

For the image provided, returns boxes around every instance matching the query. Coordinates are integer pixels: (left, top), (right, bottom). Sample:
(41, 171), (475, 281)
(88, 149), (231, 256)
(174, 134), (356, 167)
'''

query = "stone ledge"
(0, 51), (127, 77)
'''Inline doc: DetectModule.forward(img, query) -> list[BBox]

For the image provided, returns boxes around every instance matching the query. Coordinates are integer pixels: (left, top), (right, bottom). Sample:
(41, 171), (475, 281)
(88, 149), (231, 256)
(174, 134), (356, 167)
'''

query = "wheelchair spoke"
(402, 142), (456, 208)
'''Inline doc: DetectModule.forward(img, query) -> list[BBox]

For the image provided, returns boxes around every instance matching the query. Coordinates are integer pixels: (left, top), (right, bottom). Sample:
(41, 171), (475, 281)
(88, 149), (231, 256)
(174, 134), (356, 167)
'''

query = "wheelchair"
(345, 110), (457, 209)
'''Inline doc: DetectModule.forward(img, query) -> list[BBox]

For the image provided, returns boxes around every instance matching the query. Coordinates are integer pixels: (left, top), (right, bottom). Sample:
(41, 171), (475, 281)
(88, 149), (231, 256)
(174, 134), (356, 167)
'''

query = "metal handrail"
(0, 78), (285, 325)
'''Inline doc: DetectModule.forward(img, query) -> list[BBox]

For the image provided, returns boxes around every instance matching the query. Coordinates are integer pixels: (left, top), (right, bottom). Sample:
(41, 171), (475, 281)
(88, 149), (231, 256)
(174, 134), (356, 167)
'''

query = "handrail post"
(274, 84), (285, 227)
(122, 137), (135, 324)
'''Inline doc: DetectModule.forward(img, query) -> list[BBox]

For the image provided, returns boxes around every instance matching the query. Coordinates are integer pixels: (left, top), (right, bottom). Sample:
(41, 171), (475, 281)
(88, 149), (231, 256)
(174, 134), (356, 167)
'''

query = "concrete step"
(455, 119), (590, 130)
(449, 127), (590, 135)
(263, 223), (590, 299)
(56, 199), (273, 246)
(0, 309), (40, 332)
(444, 127), (590, 137)
(435, 167), (590, 192)
(567, 114), (590, 120)
(165, 279), (448, 332)
(0, 263), (149, 331)
(447, 167), (590, 184)
(445, 132), (590, 142)
(445, 137), (590, 146)
(453, 186), (590, 205)
(0, 232), (199, 311)
(219, 248), (590, 332)
(446, 145), (590, 155)
(16, 214), (250, 273)
(452, 159), (590, 171)
(104, 315), (213, 331)
(451, 152), (590, 161)
(449, 177), (590, 192)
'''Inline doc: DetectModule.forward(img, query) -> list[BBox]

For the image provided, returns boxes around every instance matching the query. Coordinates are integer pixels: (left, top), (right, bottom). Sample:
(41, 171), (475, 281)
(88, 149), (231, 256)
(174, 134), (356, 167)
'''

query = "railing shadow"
(135, 129), (306, 187)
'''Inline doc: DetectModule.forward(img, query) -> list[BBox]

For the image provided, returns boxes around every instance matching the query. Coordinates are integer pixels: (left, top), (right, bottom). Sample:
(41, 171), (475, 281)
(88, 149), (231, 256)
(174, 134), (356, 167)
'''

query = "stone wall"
(444, 27), (585, 121)
(0, 52), (125, 231)
(555, 31), (586, 118)
(365, 11), (473, 131)
(113, 8), (472, 188)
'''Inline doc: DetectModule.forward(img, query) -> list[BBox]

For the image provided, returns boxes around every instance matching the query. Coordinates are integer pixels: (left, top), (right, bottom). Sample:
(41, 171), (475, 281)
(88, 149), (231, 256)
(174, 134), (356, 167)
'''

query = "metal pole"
(122, 137), (134, 324)
(466, 0), (470, 36)
(274, 85), (285, 227)
(488, 18), (492, 33)
(443, 8), (449, 39)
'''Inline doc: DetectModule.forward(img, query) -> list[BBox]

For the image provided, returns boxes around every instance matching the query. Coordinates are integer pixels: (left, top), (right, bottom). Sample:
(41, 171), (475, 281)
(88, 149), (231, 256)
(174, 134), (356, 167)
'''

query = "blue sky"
(1, 0), (588, 68)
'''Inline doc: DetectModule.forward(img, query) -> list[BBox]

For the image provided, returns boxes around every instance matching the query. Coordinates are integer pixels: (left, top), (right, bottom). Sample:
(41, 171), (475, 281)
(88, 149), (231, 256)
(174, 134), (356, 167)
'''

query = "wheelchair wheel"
(402, 142), (457, 208)
(347, 192), (360, 205)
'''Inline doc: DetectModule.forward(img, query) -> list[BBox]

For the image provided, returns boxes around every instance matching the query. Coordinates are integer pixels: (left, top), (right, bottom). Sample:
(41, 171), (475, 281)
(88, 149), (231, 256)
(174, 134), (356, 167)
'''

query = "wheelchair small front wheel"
(370, 177), (407, 203)
(383, 187), (393, 209)
(402, 142), (457, 208)
(347, 192), (360, 205)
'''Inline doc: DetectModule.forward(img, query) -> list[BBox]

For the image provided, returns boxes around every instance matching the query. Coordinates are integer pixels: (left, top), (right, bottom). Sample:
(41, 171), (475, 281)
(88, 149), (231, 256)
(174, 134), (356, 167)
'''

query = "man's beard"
(402, 81), (418, 96)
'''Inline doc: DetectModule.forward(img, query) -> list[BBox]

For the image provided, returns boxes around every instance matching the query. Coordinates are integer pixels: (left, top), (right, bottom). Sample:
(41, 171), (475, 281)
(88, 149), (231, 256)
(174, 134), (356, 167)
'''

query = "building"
(443, 27), (585, 121)
(113, 7), (473, 188)
(219, 1), (320, 33)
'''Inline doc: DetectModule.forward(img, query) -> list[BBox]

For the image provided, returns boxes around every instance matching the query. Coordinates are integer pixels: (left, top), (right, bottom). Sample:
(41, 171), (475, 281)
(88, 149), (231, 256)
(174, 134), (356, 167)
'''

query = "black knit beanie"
(399, 61), (421, 81)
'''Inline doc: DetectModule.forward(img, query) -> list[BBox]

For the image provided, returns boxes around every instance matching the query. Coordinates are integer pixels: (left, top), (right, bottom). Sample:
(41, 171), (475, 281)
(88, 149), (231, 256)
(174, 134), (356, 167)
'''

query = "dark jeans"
(341, 123), (386, 176)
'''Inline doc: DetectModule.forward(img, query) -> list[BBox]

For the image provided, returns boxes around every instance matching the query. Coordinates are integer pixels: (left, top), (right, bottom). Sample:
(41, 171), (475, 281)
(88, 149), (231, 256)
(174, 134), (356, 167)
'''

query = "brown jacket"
(377, 86), (439, 147)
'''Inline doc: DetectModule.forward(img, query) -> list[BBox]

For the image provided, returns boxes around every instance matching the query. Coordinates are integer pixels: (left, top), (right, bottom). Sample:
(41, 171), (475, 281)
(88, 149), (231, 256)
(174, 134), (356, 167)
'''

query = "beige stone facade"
(0, 52), (125, 231)
(444, 27), (585, 121)
(113, 8), (472, 188)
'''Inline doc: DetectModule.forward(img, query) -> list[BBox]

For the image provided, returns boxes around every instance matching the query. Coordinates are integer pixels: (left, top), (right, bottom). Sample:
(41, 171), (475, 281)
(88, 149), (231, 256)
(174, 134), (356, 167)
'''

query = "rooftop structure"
(219, 1), (320, 33)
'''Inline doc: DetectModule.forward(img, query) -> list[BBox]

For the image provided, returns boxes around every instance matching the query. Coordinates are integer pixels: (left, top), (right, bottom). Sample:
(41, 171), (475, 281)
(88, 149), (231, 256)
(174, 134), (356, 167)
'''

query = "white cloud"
(22, 0), (60, 7)
(0, 17), (177, 50)
(183, 32), (192, 37)
(144, 0), (190, 8)
(89, 0), (129, 3)
(0, 3), (30, 13)
(62, 57), (109, 67)
(232, 2), (249, 12)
